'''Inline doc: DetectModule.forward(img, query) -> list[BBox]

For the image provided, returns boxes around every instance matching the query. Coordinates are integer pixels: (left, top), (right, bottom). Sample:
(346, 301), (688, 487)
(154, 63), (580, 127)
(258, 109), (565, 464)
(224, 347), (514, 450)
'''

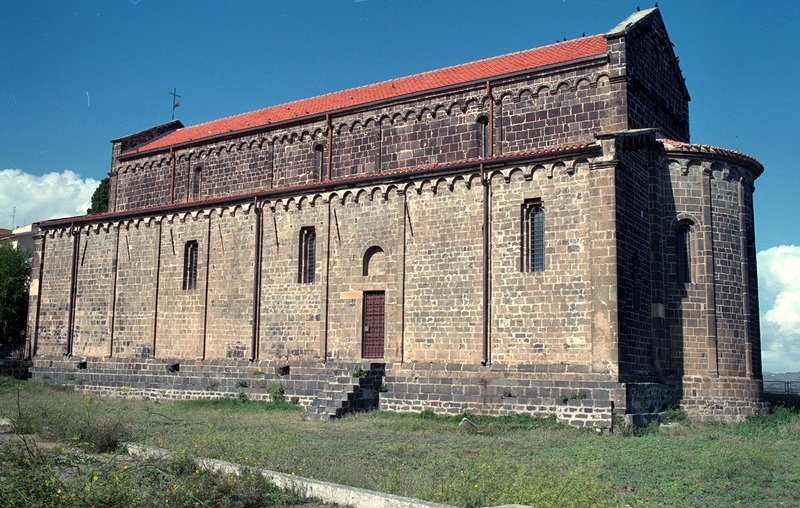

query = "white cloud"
(758, 245), (800, 373)
(0, 169), (99, 227)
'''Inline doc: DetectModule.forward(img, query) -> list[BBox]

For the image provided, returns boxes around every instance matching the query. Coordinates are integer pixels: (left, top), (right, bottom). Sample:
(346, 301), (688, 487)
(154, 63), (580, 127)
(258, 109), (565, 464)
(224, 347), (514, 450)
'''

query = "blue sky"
(1, 0), (799, 371)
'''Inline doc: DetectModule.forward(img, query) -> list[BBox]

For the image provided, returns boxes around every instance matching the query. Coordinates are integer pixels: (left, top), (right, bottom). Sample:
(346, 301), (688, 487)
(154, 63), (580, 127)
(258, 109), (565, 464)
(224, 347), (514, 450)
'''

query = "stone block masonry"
(27, 8), (767, 427)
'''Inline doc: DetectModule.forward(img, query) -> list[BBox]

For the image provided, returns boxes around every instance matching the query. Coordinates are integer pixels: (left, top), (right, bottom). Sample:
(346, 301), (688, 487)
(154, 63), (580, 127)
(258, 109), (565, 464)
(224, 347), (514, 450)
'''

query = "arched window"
(676, 223), (692, 284)
(314, 144), (326, 181)
(521, 199), (544, 272)
(182, 240), (198, 290)
(363, 245), (385, 276)
(298, 227), (316, 283)
(477, 115), (490, 158)
(191, 166), (202, 200)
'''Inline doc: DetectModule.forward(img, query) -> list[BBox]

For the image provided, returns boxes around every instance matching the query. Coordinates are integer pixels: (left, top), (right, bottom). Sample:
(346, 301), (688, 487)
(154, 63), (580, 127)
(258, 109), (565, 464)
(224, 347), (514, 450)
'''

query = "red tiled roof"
(42, 141), (596, 227)
(123, 35), (608, 156)
(659, 139), (764, 175)
(0, 228), (11, 237)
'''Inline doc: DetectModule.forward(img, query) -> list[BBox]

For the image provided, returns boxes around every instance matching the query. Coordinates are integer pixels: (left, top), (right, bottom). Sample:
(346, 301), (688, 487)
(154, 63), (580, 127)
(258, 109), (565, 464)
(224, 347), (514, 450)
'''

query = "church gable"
(607, 8), (691, 141)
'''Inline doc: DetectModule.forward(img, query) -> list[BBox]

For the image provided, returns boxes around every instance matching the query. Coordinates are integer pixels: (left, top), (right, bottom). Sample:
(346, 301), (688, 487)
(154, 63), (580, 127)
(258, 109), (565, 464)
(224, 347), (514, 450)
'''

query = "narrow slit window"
(676, 224), (692, 283)
(299, 227), (316, 283)
(521, 199), (545, 272)
(182, 240), (198, 290)
(477, 116), (490, 158)
(314, 144), (325, 181)
(191, 167), (202, 200)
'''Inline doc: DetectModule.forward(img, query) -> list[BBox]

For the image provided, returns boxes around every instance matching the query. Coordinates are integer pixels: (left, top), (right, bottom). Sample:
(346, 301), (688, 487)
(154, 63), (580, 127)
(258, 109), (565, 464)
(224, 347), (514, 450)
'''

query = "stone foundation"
(680, 376), (770, 421)
(32, 356), (631, 428)
(0, 358), (30, 380)
(382, 362), (626, 428)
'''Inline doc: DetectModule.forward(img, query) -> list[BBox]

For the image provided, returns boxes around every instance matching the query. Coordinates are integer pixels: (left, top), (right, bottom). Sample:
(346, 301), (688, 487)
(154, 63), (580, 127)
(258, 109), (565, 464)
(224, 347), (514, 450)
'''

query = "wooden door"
(362, 291), (385, 358)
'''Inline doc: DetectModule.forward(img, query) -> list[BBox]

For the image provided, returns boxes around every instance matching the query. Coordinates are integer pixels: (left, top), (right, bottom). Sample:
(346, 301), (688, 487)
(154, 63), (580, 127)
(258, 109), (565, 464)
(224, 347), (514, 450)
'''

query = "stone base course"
(31, 356), (769, 427)
(32, 355), (631, 428)
(382, 362), (625, 428)
(0, 358), (30, 380)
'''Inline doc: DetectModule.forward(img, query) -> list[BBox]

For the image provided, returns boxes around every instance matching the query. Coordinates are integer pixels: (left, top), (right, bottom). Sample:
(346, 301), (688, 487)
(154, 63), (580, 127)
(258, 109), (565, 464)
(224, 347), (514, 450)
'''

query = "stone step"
(304, 364), (385, 420)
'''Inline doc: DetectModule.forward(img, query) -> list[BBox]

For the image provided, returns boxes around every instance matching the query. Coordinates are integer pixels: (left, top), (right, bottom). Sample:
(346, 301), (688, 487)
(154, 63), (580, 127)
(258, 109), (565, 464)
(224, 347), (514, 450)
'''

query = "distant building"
(0, 224), (35, 253)
(26, 8), (766, 427)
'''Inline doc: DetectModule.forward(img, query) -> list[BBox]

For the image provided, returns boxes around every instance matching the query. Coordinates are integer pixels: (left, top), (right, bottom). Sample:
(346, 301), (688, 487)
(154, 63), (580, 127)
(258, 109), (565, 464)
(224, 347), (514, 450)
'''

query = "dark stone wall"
(30, 356), (626, 428)
(617, 10), (690, 141)
(615, 137), (658, 382)
(111, 56), (618, 213)
(381, 362), (626, 428)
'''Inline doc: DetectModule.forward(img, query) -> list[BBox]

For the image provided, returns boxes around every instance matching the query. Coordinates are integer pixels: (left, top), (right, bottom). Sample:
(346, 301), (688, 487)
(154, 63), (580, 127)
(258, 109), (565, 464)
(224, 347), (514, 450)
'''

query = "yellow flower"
(92, 475), (98, 482)
(57, 489), (62, 495)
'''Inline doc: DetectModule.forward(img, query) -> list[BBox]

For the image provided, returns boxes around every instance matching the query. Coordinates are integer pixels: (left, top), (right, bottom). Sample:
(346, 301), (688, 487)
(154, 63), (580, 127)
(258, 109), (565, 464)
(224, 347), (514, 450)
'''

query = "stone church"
(26, 8), (767, 427)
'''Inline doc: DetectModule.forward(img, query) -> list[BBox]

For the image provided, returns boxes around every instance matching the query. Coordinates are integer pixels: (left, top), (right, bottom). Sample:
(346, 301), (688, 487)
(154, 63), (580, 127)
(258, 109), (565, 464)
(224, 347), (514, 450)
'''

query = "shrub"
(659, 408), (690, 425)
(268, 383), (286, 403)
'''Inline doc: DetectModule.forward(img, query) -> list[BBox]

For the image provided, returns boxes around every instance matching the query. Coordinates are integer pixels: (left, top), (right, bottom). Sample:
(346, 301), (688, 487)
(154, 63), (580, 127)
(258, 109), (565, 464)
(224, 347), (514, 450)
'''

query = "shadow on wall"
(0, 345), (31, 379)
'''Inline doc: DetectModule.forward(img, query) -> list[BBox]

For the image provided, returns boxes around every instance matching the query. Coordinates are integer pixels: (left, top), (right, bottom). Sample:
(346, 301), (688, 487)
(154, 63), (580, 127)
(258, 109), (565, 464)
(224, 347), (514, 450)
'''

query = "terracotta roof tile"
(659, 138), (764, 175)
(123, 36), (607, 156)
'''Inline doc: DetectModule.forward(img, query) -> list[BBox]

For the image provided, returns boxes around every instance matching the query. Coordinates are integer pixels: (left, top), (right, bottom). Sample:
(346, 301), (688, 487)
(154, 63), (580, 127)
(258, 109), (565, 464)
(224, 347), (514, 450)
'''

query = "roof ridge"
(171, 35), (605, 134)
(122, 35), (608, 155)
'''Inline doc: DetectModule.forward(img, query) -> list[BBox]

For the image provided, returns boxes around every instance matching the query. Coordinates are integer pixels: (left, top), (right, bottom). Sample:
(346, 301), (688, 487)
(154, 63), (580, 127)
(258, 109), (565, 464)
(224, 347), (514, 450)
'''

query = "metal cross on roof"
(169, 88), (181, 120)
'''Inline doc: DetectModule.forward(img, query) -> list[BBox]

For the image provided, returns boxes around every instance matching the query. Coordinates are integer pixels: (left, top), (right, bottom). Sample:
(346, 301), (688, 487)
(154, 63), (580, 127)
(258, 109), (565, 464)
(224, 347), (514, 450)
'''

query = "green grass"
(0, 443), (306, 507)
(1, 376), (799, 507)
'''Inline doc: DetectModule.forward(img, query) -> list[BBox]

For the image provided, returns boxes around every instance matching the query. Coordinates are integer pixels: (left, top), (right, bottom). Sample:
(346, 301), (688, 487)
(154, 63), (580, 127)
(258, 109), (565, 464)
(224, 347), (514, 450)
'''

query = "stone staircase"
(305, 362), (385, 420)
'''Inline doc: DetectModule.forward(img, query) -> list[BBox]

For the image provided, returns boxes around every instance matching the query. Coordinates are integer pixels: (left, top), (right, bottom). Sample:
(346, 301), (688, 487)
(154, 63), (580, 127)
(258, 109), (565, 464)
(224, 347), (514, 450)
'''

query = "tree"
(87, 177), (110, 214)
(0, 243), (31, 347)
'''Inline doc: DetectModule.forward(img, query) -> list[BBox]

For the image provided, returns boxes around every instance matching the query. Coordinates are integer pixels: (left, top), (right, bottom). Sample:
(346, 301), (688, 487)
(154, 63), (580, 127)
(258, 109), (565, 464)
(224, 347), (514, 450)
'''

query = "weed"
(268, 383), (286, 403)
(0, 441), (305, 507)
(235, 380), (248, 389)
(0, 376), (22, 389)
(659, 408), (690, 424)
(559, 391), (588, 404)
(3, 378), (800, 508)
(352, 367), (368, 378)
(418, 409), (437, 419)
